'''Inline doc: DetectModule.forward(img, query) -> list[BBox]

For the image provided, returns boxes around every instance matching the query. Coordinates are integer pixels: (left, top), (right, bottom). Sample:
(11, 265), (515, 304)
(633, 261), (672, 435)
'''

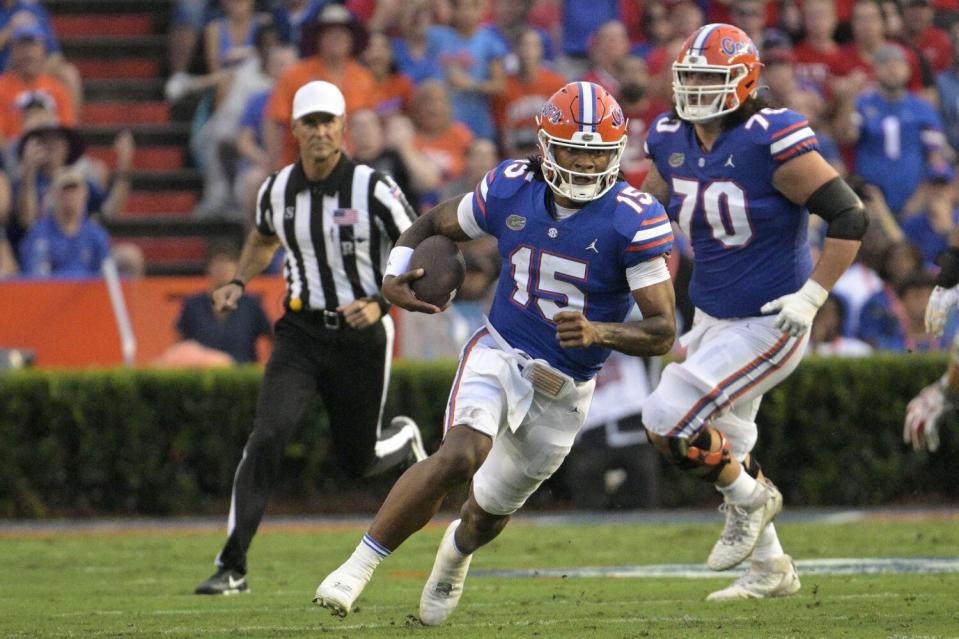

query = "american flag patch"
(332, 208), (359, 225)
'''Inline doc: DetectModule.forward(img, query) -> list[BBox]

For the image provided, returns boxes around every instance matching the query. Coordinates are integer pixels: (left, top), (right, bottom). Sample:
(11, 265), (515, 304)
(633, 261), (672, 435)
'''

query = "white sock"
(341, 534), (390, 581)
(751, 523), (785, 562)
(717, 467), (759, 504)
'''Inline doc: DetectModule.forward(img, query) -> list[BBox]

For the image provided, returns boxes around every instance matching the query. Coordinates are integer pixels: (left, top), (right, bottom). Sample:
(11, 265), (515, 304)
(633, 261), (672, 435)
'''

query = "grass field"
(3, 512), (959, 638)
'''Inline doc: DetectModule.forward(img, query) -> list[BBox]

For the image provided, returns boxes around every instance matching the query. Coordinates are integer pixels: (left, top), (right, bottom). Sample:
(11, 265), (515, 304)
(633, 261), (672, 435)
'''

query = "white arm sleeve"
(456, 193), (489, 239)
(626, 257), (671, 291)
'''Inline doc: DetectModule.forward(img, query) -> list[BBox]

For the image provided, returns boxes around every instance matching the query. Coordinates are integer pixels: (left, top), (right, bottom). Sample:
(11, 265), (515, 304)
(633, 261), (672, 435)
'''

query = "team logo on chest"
(586, 238), (599, 253)
(506, 214), (527, 230)
(669, 152), (685, 168)
(548, 227), (558, 239)
(724, 154), (735, 167)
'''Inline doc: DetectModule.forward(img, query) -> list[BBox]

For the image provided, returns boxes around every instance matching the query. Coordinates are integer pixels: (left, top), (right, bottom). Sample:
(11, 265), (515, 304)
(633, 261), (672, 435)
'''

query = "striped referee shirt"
(255, 155), (416, 311)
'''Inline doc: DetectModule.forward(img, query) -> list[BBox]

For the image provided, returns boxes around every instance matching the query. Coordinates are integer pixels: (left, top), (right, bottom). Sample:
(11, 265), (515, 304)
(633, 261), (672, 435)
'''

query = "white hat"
(291, 81), (345, 121)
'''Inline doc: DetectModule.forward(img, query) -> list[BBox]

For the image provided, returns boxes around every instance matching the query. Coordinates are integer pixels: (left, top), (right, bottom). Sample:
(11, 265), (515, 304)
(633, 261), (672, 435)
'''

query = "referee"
(195, 81), (427, 596)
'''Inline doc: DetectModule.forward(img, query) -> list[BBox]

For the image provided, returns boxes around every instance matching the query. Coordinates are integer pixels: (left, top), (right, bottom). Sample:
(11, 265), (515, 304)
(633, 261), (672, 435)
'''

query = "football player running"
(641, 24), (867, 600)
(314, 81), (676, 625)
(904, 227), (959, 452)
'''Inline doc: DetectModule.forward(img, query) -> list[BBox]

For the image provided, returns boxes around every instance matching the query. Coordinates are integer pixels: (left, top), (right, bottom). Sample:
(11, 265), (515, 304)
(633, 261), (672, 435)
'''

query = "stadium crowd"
(2, 0), (959, 357)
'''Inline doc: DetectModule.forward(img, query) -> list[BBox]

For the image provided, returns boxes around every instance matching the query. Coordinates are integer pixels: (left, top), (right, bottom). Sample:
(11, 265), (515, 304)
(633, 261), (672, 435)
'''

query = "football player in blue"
(313, 81), (677, 624)
(641, 24), (868, 600)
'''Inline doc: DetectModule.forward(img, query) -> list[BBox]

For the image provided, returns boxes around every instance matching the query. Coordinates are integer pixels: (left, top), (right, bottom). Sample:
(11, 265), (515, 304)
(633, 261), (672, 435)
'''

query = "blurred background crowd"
(3, 0), (959, 362)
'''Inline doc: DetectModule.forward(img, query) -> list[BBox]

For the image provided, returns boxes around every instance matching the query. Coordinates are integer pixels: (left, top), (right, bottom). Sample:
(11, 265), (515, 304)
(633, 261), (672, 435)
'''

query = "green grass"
(3, 516), (959, 638)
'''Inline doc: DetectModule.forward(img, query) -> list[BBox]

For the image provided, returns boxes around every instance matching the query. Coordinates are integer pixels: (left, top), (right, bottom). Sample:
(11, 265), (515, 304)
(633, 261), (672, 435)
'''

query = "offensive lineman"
(314, 81), (676, 624)
(641, 24), (868, 600)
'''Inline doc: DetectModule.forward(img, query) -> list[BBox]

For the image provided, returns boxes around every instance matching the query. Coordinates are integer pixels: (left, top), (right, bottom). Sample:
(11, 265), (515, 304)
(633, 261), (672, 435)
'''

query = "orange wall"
(0, 277), (288, 368)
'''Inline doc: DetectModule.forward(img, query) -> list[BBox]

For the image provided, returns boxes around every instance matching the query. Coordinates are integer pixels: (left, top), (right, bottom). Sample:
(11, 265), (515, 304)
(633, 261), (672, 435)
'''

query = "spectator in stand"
(558, 0), (621, 75)
(936, 22), (959, 150)
(173, 246), (273, 364)
(167, 0), (218, 79)
(616, 55), (669, 187)
(902, 178), (959, 264)
(807, 295), (874, 356)
(194, 25), (291, 219)
(835, 44), (951, 216)
(18, 167), (110, 278)
(0, 24), (75, 143)
(491, 28), (566, 158)
(489, 0), (554, 74)
(363, 31), (414, 117)
(267, 4), (375, 168)
(232, 44), (299, 225)
(430, 0), (507, 140)
(857, 239), (925, 344)
(0, 164), (12, 276)
(11, 123), (133, 249)
(349, 108), (440, 211)
(270, 0), (330, 55)
(391, 0), (443, 84)
(203, 0), (272, 77)
(729, 0), (773, 49)
(580, 20), (630, 97)
(794, 0), (843, 98)
(860, 272), (952, 350)
(439, 137), (498, 201)
(901, 0), (953, 73)
(630, 2), (672, 60)
(409, 80), (473, 201)
(834, 0), (927, 95)
(0, 1), (83, 111)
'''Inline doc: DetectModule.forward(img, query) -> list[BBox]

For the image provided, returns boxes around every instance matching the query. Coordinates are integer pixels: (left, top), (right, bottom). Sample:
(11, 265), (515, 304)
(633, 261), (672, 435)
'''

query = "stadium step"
(125, 192), (197, 216)
(121, 236), (209, 274)
(84, 79), (165, 102)
(87, 146), (184, 171)
(63, 35), (167, 59)
(79, 123), (190, 147)
(131, 169), (202, 192)
(83, 101), (170, 126)
(45, 0), (174, 14)
(74, 58), (162, 81)
(53, 14), (155, 38)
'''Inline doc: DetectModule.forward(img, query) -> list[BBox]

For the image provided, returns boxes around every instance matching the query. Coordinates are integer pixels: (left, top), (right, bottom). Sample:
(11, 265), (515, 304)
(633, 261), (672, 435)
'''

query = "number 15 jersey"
(646, 107), (818, 319)
(456, 159), (673, 381)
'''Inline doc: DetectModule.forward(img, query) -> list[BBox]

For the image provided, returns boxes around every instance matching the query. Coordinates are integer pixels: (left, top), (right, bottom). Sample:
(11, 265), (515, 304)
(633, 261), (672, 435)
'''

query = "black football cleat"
(194, 568), (250, 595)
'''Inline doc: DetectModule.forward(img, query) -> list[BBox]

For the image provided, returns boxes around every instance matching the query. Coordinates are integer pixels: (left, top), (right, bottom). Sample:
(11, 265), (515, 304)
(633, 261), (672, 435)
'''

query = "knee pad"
(663, 427), (732, 483)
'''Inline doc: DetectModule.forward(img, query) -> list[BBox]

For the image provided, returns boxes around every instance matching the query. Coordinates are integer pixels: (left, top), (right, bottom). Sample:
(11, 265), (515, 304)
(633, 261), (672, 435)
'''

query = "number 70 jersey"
(645, 108), (817, 319)
(457, 159), (673, 381)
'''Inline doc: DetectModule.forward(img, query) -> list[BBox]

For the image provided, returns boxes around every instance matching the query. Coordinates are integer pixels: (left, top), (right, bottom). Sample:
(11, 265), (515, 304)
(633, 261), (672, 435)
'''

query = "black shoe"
(195, 568), (249, 595)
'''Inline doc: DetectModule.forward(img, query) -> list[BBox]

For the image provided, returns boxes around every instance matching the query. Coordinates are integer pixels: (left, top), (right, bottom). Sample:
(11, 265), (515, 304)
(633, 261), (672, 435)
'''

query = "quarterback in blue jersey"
(641, 24), (868, 600)
(315, 81), (676, 624)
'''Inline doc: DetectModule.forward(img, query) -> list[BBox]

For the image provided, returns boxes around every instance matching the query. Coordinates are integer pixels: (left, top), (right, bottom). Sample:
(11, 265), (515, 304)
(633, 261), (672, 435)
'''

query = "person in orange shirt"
(493, 28), (567, 158)
(0, 24), (75, 143)
(266, 4), (375, 168)
(410, 80), (473, 204)
(362, 31), (414, 118)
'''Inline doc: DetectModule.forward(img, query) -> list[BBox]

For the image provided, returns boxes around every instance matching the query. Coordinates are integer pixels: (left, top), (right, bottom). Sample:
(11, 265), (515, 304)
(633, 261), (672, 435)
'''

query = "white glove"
(924, 285), (959, 337)
(760, 279), (829, 337)
(903, 378), (952, 452)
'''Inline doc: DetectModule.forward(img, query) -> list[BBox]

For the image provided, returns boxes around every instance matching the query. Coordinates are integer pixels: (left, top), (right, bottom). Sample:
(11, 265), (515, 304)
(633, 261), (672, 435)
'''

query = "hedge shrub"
(0, 356), (954, 517)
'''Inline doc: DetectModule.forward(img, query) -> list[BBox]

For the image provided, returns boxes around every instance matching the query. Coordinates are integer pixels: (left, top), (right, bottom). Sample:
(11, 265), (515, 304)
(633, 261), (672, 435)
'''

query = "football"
(408, 236), (466, 307)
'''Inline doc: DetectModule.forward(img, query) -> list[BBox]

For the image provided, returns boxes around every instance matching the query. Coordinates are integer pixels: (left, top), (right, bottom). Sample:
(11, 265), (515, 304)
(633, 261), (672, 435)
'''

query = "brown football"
(409, 236), (466, 307)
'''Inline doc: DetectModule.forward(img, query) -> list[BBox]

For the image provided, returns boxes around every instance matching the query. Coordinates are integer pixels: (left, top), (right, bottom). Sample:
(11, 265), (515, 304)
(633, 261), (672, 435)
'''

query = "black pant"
(217, 312), (408, 572)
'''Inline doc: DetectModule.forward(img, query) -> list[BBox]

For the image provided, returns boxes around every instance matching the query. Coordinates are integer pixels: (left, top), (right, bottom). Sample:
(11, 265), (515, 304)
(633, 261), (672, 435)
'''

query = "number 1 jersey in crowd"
(456, 159), (673, 381)
(645, 107), (817, 319)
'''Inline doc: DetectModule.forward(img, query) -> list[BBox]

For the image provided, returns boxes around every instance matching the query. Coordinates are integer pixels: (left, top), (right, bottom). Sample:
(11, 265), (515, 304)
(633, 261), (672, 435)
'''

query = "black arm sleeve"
(805, 176), (868, 241)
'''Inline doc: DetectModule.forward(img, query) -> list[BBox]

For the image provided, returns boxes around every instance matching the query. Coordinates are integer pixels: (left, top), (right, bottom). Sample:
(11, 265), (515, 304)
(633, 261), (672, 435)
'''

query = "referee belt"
(294, 307), (346, 330)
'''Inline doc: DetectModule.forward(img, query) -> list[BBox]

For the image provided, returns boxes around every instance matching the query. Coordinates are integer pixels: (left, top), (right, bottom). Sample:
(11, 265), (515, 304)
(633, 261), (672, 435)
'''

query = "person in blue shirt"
(391, 0), (444, 84)
(900, 178), (959, 266)
(429, 0), (508, 139)
(315, 81), (675, 624)
(18, 167), (110, 277)
(859, 273), (954, 351)
(838, 44), (951, 216)
(935, 21), (959, 151)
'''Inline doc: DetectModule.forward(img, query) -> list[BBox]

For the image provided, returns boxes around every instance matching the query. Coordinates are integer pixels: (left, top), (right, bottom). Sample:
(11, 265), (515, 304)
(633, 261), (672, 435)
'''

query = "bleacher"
(48, 0), (235, 275)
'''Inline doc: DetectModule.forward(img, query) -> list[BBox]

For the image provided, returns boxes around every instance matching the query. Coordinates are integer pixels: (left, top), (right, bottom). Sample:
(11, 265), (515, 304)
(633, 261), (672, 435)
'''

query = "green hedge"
(0, 356), (955, 517)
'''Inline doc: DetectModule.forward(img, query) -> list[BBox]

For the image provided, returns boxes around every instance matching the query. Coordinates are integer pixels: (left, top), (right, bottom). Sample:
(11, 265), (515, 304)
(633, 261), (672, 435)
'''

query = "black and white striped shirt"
(255, 155), (416, 311)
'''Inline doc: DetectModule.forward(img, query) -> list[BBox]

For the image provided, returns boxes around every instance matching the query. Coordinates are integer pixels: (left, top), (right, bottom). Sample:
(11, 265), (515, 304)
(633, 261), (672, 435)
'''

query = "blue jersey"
(854, 91), (945, 213)
(646, 108), (816, 319)
(457, 159), (673, 381)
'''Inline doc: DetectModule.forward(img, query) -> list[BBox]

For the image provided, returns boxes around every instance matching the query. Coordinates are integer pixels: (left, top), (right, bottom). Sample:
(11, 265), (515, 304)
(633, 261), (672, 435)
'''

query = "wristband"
(228, 278), (246, 291)
(799, 279), (828, 307)
(384, 246), (414, 277)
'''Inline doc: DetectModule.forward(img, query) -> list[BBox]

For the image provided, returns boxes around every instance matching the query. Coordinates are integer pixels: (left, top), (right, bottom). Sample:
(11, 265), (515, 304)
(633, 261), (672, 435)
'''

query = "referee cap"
(292, 81), (345, 121)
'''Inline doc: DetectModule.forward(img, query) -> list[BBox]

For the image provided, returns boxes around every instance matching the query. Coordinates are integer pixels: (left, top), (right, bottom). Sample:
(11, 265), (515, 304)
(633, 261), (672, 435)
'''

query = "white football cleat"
(706, 554), (801, 601)
(313, 567), (369, 617)
(707, 479), (783, 571)
(419, 519), (473, 626)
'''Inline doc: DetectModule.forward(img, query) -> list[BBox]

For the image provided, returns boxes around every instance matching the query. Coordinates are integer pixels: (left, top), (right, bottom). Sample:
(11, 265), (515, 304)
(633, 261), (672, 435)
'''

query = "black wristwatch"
(228, 278), (246, 291)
